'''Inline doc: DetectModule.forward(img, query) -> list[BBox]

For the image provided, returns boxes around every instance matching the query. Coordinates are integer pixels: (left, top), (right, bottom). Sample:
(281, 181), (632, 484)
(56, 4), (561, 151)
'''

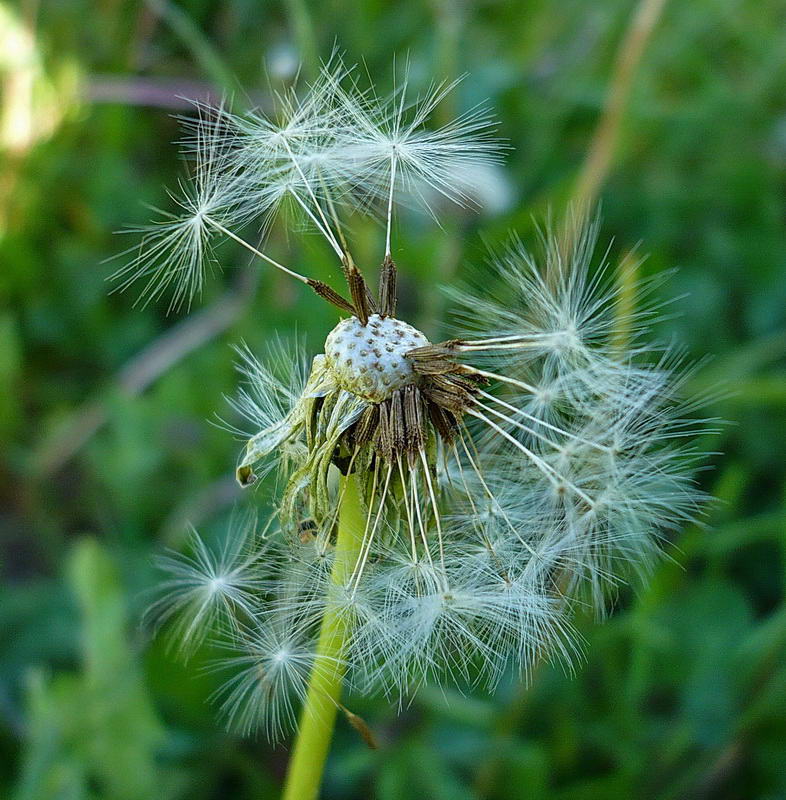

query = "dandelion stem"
(282, 473), (366, 800)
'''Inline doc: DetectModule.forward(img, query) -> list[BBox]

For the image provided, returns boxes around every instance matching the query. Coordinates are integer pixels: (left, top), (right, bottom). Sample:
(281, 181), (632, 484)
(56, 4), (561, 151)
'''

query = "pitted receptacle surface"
(324, 314), (430, 402)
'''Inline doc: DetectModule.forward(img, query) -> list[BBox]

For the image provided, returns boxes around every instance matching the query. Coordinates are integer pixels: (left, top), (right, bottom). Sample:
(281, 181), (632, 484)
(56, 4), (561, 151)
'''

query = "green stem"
(612, 249), (639, 352)
(282, 474), (366, 800)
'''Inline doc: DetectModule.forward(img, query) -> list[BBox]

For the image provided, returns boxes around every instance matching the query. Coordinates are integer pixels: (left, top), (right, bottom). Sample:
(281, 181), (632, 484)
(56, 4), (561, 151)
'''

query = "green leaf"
(13, 541), (171, 800)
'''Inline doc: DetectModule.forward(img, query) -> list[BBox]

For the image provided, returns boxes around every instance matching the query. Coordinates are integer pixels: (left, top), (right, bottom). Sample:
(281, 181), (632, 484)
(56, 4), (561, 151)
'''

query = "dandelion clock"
(123, 60), (707, 800)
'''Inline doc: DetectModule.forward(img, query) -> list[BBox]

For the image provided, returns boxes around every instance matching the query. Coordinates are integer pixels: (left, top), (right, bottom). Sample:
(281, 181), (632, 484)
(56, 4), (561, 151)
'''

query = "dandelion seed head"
(139, 58), (710, 742)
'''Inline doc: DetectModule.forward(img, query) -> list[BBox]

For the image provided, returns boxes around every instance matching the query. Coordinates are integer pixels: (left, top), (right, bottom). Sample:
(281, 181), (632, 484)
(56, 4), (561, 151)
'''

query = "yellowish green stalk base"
(282, 474), (366, 800)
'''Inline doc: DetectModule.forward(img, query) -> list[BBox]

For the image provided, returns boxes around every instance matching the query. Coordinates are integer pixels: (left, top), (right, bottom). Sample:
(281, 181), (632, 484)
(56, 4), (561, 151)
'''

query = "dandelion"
(135, 60), (706, 799)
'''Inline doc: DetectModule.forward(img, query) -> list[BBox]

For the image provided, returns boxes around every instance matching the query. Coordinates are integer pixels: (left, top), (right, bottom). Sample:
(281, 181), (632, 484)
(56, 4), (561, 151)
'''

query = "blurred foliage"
(13, 540), (171, 800)
(1, 0), (785, 798)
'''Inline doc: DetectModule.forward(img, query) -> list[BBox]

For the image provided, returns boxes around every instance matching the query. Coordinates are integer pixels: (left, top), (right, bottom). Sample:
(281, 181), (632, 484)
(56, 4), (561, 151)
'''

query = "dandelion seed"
(146, 514), (269, 657)
(212, 620), (338, 741)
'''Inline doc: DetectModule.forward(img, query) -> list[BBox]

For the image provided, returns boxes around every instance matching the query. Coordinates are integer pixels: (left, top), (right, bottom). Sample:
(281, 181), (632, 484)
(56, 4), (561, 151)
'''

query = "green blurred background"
(2, 0), (785, 797)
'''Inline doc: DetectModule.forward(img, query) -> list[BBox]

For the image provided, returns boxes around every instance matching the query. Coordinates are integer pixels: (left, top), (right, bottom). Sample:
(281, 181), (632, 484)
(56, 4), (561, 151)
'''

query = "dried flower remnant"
(135, 61), (705, 739)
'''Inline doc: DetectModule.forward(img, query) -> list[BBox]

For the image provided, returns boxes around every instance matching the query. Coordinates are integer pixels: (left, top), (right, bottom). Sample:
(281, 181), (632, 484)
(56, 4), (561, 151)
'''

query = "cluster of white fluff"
(136, 61), (706, 741)
(113, 59), (501, 311)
